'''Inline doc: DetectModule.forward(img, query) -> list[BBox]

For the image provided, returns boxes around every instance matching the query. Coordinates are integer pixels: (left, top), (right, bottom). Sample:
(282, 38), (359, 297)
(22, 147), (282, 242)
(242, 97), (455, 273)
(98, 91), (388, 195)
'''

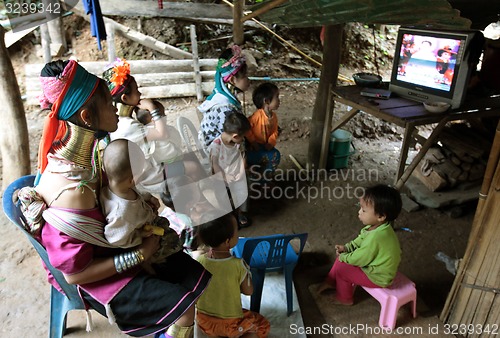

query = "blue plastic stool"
(3, 175), (87, 338)
(232, 233), (308, 316)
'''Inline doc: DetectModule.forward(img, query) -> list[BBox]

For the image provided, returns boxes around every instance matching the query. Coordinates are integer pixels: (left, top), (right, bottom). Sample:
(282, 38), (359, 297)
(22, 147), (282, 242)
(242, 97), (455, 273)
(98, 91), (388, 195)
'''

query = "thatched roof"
(250, 0), (500, 30)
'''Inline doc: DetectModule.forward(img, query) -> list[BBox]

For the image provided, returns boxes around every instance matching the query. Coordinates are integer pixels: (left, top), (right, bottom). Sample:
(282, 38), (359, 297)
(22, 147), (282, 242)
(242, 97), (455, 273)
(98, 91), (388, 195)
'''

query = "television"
(389, 27), (480, 109)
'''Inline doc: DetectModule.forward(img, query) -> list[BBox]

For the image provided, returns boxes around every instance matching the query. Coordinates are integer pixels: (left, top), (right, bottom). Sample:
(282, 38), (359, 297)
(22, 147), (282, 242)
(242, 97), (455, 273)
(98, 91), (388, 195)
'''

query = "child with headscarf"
(198, 45), (252, 228)
(198, 45), (250, 149)
(103, 59), (206, 195)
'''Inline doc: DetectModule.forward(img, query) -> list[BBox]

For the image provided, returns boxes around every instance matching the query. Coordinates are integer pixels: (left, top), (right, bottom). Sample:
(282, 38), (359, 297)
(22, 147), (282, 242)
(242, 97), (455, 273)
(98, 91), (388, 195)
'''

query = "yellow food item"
(144, 224), (165, 236)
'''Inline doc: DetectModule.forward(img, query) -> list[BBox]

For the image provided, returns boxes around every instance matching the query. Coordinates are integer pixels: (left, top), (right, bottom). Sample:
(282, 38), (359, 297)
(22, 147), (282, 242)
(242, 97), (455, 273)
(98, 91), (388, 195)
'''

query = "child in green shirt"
(319, 184), (402, 305)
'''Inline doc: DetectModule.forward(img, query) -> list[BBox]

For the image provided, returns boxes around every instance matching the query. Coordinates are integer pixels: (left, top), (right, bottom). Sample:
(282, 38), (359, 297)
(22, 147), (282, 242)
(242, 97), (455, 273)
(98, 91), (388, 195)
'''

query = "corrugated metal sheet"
(251, 0), (472, 29)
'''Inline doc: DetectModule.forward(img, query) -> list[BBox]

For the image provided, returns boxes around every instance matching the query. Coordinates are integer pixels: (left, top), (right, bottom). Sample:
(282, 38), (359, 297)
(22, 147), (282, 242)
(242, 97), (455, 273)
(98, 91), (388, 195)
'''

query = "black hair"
(198, 213), (236, 248)
(219, 48), (233, 60)
(136, 108), (152, 125)
(223, 112), (250, 135)
(40, 59), (68, 77)
(362, 184), (402, 222)
(233, 63), (248, 79)
(252, 82), (279, 109)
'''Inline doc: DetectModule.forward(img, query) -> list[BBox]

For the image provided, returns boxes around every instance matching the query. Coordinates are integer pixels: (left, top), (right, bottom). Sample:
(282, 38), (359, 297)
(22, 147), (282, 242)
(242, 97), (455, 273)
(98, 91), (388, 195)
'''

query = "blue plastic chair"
(2, 175), (86, 338)
(232, 233), (308, 316)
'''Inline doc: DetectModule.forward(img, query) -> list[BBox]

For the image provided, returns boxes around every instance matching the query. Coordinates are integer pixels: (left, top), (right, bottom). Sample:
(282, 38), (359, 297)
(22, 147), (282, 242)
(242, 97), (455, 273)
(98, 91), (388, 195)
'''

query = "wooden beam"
(139, 82), (215, 99)
(308, 25), (344, 170)
(105, 18), (193, 59)
(25, 60), (218, 78)
(233, 0), (244, 45)
(190, 24), (203, 102)
(241, 0), (287, 22)
(105, 22), (116, 62)
(223, 0), (321, 69)
(40, 23), (51, 63)
(47, 18), (66, 53)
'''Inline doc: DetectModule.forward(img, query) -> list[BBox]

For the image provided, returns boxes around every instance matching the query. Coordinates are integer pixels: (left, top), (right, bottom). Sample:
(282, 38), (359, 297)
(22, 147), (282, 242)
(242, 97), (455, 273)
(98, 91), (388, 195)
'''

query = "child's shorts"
(196, 309), (270, 338)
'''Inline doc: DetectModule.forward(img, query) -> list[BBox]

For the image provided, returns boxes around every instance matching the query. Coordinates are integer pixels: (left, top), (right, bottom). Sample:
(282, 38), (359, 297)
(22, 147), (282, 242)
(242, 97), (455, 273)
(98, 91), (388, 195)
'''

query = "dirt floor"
(0, 14), (480, 337)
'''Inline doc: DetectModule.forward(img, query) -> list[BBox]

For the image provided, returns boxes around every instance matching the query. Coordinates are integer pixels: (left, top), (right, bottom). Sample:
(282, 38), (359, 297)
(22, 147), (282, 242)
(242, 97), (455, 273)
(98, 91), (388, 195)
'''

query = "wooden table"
(330, 85), (500, 189)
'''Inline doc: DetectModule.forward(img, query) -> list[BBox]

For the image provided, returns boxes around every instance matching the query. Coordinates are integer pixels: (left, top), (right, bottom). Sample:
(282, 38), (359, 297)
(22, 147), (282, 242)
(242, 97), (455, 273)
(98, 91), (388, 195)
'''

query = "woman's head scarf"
(37, 60), (100, 173)
(102, 58), (132, 97)
(207, 45), (246, 108)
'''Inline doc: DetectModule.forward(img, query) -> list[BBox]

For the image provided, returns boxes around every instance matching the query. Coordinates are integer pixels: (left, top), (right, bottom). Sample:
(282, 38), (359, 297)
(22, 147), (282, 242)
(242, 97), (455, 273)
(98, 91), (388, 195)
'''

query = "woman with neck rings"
(22, 60), (210, 338)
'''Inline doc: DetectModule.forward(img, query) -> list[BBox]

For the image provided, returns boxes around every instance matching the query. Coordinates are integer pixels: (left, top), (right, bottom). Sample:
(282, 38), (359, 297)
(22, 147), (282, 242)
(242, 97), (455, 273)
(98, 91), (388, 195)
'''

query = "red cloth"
(40, 206), (137, 305)
(325, 257), (380, 303)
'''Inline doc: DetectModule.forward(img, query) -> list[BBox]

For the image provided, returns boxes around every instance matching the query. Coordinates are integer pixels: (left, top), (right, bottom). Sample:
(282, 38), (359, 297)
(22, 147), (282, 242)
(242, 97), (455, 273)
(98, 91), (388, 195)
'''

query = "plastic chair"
(176, 116), (210, 172)
(2, 175), (87, 338)
(232, 233), (308, 316)
(361, 271), (417, 330)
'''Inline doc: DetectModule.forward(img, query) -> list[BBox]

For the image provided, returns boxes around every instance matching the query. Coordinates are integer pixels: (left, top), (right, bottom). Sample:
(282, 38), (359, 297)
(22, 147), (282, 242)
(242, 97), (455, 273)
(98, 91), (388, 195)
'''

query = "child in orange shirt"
(246, 82), (281, 181)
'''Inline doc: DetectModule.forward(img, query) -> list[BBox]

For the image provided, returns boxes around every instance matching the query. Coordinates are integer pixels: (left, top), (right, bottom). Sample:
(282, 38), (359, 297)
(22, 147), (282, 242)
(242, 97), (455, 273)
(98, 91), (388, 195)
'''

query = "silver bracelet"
(114, 250), (146, 274)
(114, 255), (123, 273)
(150, 109), (163, 121)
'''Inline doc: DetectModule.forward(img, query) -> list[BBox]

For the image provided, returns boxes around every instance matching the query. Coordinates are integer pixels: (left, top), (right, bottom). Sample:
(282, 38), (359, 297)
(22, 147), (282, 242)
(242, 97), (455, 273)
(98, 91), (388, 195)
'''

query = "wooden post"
(40, 23), (51, 63)
(0, 26), (30, 191)
(190, 25), (203, 102)
(46, 1), (66, 53)
(106, 22), (116, 62)
(318, 84), (334, 170)
(232, 0), (244, 45)
(307, 25), (343, 170)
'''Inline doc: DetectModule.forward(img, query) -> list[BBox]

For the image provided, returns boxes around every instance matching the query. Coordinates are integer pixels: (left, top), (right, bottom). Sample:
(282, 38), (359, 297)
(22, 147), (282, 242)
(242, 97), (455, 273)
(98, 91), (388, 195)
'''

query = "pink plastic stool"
(361, 272), (417, 330)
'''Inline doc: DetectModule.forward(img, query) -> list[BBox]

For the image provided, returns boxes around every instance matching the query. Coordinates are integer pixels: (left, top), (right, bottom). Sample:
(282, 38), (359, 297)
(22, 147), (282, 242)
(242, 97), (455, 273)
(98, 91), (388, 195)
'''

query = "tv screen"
(389, 27), (479, 108)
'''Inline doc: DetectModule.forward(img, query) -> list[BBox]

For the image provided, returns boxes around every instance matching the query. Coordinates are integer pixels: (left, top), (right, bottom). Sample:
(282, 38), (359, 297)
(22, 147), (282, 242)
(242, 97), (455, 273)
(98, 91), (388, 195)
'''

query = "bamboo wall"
(441, 121), (500, 338)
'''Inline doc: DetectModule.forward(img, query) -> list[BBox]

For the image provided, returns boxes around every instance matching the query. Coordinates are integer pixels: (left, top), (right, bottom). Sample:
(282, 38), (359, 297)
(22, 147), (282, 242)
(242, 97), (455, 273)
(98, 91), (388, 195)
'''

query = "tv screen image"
(397, 33), (462, 92)
(390, 27), (480, 109)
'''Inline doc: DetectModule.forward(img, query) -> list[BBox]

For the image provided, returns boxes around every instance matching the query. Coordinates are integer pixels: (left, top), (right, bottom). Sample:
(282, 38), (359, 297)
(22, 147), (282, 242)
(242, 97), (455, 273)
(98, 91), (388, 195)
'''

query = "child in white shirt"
(100, 139), (182, 272)
(207, 113), (251, 228)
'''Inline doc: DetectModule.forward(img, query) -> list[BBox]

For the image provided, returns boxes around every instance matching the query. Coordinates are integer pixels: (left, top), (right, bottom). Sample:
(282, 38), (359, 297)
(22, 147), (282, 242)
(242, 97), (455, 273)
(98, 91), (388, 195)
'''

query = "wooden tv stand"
(330, 85), (500, 189)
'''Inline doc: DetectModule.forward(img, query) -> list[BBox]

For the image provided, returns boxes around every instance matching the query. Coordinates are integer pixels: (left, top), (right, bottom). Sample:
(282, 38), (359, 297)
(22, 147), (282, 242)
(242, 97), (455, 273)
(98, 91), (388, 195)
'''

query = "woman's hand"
(138, 235), (161, 261)
(145, 195), (160, 212)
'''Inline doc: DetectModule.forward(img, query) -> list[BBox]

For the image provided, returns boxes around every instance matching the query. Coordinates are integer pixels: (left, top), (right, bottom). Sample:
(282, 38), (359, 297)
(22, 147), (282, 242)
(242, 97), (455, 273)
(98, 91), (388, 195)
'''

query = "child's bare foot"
(317, 282), (335, 294)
